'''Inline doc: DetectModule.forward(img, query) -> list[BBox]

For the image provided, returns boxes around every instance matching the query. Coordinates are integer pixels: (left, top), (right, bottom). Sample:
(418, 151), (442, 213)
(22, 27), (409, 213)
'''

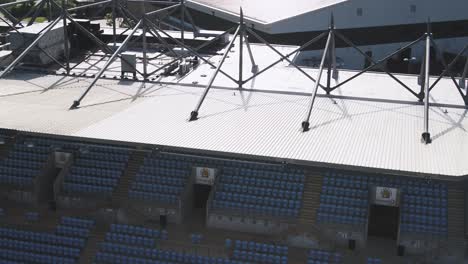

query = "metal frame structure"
(0, 1), (466, 144)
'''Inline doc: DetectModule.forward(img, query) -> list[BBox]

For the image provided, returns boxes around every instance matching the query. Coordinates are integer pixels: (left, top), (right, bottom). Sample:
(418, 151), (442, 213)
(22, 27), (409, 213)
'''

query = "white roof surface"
(0, 41), (466, 178)
(187, 0), (347, 24)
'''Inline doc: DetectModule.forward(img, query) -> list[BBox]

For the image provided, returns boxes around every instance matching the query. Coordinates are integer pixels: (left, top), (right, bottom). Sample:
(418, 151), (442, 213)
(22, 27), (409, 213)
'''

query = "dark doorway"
(193, 184), (211, 209)
(368, 204), (400, 240)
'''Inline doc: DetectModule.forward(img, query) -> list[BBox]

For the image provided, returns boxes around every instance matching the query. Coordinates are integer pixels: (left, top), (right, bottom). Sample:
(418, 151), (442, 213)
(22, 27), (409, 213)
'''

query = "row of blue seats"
(63, 182), (113, 196)
(221, 175), (303, 192)
(13, 144), (51, 153)
(61, 216), (95, 228)
(129, 190), (178, 204)
(66, 174), (118, 187)
(233, 240), (288, 255)
(25, 212), (39, 221)
(143, 159), (191, 169)
(232, 249), (287, 264)
(308, 249), (342, 262)
(215, 192), (301, 209)
(401, 214), (447, 226)
(0, 227), (85, 247)
(96, 251), (245, 264)
(320, 194), (368, 208)
(405, 186), (448, 197)
(136, 174), (186, 186)
(190, 233), (203, 244)
(71, 166), (122, 178)
(139, 167), (190, 178)
(0, 238), (80, 258)
(224, 167), (304, 182)
(400, 223), (448, 235)
(0, 166), (38, 177)
(25, 137), (133, 155)
(132, 182), (184, 195)
(324, 171), (447, 189)
(0, 248), (75, 264)
(219, 183), (302, 200)
(8, 151), (48, 161)
(323, 178), (369, 190)
(403, 195), (447, 207)
(321, 186), (368, 199)
(106, 233), (155, 247)
(110, 224), (161, 238)
(367, 257), (382, 264)
(56, 225), (90, 238)
(317, 212), (366, 226)
(401, 204), (447, 216)
(79, 152), (129, 163)
(212, 200), (299, 217)
(318, 205), (367, 217)
(0, 175), (33, 186)
(0, 158), (43, 169)
(74, 158), (126, 170)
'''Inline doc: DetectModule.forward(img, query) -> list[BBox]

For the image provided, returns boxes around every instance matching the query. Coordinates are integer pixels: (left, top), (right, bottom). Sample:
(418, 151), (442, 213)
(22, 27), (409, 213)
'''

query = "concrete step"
(78, 223), (109, 264)
(299, 171), (323, 225)
(112, 151), (147, 205)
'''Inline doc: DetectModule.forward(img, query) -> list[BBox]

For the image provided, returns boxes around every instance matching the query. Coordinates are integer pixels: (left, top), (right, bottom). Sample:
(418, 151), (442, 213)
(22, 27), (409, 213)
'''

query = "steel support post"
(244, 36), (258, 73)
(0, 16), (62, 78)
(142, 3), (148, 79)
(326, 16), (334, 93)
(112, 0), (117, 47)
(461, 59), (468, 91)
(302, 31), (332, 132)
(47, 0), (52, 22)
(238, 8), (244, 89)
(189, 26), (241, 121)
(62, 0), (70, 73)
(246, 27), (326, 92)
(70, 19), (143, 109)
(422, 31), (432, 144)
(418, 55), (425, 99)
(181, 0), (185, 47)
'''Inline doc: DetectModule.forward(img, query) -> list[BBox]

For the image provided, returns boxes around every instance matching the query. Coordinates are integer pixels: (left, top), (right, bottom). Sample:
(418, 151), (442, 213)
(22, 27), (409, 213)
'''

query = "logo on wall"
(381, 188), (392, 199)
(195, 167), (216, 185)
(375, 186), (398, 206)
(201, 168), (210, 178)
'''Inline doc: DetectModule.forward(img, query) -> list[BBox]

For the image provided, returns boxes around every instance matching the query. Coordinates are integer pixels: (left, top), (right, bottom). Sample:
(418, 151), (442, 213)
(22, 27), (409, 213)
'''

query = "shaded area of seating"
(318, 170), (449, 236)
(212, 166), (305, 218)
(129, 153), (192, 204)
(0, 141), (50, 188)
(232, 240), (289, 264)
(0, 216), (94, 264)
(366, 257), (382, 264)
(95, 224), (245, 264)
(62, 146), (130, 197)
(307, 248), (342, 264)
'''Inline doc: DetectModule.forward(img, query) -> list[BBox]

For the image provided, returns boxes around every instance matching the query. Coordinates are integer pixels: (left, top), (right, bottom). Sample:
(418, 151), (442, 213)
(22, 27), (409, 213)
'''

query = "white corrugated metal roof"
(187, 0), (348, 24)
(0, 42), (466, 178)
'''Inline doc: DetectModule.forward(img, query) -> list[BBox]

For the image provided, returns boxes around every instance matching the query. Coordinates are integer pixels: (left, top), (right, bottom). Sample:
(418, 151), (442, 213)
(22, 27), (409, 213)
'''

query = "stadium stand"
(129, 152), (191, 204)
(62, 146), (130, 197)
(212, 166), (305, 218)
(306, 248), (342, 264)
(232, 240), (289, 264)
(317, 170), (448, 236)
(0, 216), (94, 264)
(96, 224), (246, 264)
(0, 140), (50, 188)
